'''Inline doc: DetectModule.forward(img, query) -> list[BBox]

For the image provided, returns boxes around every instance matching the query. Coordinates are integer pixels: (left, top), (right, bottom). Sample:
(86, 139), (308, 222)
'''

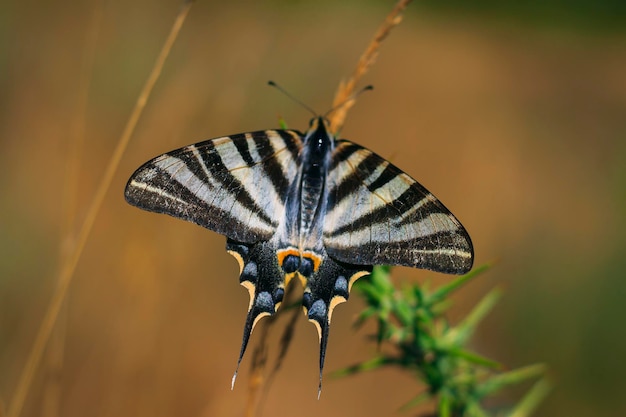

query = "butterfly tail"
(304, 255), (372, 398)
(227, 239), (285, 389)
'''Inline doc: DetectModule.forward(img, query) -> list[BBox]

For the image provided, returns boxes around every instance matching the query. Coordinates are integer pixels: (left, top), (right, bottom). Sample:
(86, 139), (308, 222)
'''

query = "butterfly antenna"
(323, 84), (374, 119)
(268, 80), (318, 117)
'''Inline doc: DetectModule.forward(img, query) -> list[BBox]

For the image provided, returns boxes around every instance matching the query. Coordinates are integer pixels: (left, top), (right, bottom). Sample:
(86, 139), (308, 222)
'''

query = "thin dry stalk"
(7, 2), (195, 417)
(61, 0), (104, 237)
(243, 1), (414, 413)
(256, 305), (300, 414)
(245, 284), (300, 417)
(245, 318), (273, 417)
(328, 0), (413, 134)
(40, 4), (105, 417)
(40, 308), (66, 417)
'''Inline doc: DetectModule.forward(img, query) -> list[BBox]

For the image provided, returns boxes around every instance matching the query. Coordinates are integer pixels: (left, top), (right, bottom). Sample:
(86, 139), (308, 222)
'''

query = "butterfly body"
(279, 117), (332, 259)
(125, 116), (473, 395)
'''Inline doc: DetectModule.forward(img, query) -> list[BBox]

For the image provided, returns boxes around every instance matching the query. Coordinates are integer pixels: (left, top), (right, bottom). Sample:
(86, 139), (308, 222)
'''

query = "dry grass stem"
(7, 2), (194, 417)
(245, 319), (272, 417)
(40, 3), (105, 416)
(266, 305), (300, 385)
(40, 306), (66, 417)
(243, 1), (413, 412)
(245, 284), (300, 417)
(328, 0), (413, 134)
(256, 305), (300, 413)
(61, 0), (104, 242)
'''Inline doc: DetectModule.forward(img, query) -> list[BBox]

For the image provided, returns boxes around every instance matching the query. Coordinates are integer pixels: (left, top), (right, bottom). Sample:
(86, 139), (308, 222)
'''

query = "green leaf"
(397, 390), (431, 412)
(507, 377), (552, 417)
(443, 347), (501, 369)
(370, 265), (394, 292)
(331, 355), (390, 378)
(444, 288), (502, 346)
(426, 263), (491, 306)
(438, 390), (453, 417)
(476, 364), (547, 398)
(466, 400), (490, 417)
(277, 117), (288, 129)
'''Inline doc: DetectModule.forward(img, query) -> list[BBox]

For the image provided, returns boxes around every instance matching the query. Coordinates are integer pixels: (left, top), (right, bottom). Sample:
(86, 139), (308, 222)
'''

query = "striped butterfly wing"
(125, 129), (305, 389)
(324, 140), (473, 274)
(125, 129), (304, 243)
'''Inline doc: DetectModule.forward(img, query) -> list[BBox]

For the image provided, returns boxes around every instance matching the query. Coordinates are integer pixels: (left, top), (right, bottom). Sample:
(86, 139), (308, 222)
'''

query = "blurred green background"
(1, 0), (625, 416)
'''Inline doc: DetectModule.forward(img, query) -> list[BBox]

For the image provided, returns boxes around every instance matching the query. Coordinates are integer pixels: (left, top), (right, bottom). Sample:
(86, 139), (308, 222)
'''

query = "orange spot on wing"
(276, 247), (300, 267)
(302, 251), (323, 272)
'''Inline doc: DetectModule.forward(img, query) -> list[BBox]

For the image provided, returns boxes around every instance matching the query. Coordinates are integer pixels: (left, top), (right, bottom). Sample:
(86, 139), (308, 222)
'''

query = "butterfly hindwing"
(125, 129), (304, 243)
(323, 140), (473, 274)
(225, 237), (374, 396)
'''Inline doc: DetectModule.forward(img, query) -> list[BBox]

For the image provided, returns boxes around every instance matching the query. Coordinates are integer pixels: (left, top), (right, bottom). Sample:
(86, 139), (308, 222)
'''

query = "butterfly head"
(306, 116), (333, 139)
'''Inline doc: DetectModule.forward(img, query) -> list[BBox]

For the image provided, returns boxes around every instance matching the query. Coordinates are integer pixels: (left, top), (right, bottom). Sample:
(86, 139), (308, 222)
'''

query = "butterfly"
(124, 115), (473, 396)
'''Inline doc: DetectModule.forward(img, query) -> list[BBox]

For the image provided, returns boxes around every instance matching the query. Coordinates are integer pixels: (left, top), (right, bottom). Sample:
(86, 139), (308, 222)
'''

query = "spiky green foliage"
(334, 265), (550, 417)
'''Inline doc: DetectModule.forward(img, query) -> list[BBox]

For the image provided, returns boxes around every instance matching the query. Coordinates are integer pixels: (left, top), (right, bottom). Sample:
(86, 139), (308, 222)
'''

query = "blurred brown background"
(1, 0), (625, 416)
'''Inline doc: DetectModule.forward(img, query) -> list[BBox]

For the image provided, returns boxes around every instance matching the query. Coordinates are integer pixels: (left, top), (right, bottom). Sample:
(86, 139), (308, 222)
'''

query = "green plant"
(333, 265), (551, 417)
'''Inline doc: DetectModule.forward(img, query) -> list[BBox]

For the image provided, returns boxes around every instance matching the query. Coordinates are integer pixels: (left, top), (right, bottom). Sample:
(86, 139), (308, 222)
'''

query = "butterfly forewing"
(125, 129), (303, 243)
(324, 140), (473, 274)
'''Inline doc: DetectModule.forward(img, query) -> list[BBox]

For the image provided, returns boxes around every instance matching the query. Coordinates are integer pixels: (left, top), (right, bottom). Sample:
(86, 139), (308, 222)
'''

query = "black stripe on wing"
(184, 140), (276, 226)
(326, 151), (396, 212)
(254, 130), (304, 203)
(125, 129), (303, 243)
(323, 140), (473, 274)
(328, 140), (361, 171)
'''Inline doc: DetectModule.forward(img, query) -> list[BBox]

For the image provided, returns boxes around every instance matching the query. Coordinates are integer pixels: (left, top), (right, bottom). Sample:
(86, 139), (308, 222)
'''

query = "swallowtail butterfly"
(124, 115), (473, 395)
